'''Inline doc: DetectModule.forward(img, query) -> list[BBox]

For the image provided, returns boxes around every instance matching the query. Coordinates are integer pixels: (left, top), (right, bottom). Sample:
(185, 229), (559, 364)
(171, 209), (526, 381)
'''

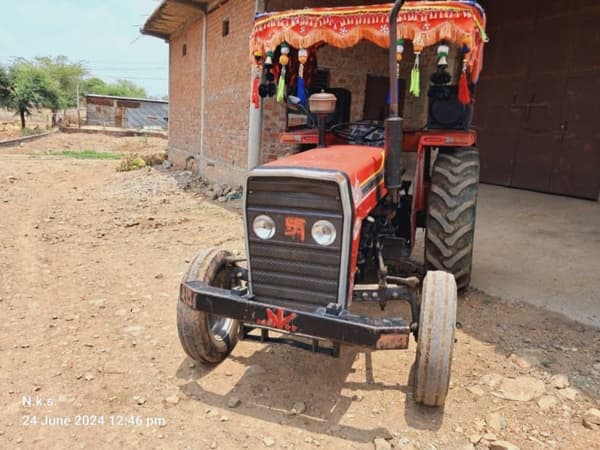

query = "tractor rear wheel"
(176, 248), (240, 364)
(425, 146), (479, 290)
(414, 271), (457, 406)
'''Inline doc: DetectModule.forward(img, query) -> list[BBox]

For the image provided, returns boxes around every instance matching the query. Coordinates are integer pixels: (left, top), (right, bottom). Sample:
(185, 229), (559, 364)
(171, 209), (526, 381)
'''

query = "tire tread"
(177, 248), (239, 364)
(425, 147), (479, 290)
(414, 271), (457, 406)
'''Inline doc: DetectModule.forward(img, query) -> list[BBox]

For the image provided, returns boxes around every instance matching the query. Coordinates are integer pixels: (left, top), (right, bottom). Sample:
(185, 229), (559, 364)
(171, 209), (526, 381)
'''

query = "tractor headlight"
(311, 220), (336, 246)
(252, 215), (276, 240)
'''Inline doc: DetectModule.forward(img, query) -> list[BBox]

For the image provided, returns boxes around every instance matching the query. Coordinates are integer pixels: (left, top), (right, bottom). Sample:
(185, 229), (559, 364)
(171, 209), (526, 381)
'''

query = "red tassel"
(251, 76), (260, 109)
(458, 71), (471, 105)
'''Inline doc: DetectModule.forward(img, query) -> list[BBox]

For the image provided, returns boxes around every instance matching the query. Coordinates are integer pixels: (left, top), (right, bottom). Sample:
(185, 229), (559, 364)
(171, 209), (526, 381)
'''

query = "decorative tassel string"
(437, 42), (449, 67)
(276, 43), (290, 102)
(251, 52), (262, 108)
(259, 50), (275, 98)
(251, 75), (260, 108)
(458, 41), (471, 104)
(276, 66), (286, 102)
(396, 38), (404, 62)
(297, 77), (306, 105)
(458, 70), (471, 104)
(409, 53), (421, 97)
(297, 47), (308, 105)
(249, 3), (489, 81)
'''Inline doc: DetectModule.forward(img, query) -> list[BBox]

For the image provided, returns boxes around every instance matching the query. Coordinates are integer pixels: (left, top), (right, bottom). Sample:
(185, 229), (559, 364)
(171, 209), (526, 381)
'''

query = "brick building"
(143, 0), (600, 199)
(142, 0), (438, 185)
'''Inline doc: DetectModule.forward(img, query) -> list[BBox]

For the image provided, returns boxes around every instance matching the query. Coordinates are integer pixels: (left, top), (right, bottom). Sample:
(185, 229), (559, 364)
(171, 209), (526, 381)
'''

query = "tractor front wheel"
(425, 146), (479, 290)
(176, 248), (240, 364)
(413, 271), (457, 407)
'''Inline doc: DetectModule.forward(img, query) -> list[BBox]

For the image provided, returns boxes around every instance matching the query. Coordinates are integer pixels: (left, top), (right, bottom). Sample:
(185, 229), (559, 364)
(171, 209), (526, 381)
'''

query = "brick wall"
(169, 19), (203, 169)
(260, 40), (458, 162)
(199, 0), (255, 185)
(319, 42), (389, 122)
(166, 0), (462, 183)
(167, 0), (255, 184)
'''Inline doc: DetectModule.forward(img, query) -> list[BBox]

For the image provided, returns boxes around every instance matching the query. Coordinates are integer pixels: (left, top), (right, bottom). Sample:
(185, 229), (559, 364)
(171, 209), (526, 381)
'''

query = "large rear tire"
(176, 248), (240, 364)
(425, 146), (479, 290)
(414, 271), (457, 406)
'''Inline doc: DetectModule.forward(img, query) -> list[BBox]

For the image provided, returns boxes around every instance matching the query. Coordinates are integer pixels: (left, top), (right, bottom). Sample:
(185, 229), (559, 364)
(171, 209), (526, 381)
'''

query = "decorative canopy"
(250, 1), (488, 81)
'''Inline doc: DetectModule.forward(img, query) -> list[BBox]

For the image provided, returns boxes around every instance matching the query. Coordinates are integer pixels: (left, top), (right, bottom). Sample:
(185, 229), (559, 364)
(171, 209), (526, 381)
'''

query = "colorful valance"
(250, 1), (488, 82)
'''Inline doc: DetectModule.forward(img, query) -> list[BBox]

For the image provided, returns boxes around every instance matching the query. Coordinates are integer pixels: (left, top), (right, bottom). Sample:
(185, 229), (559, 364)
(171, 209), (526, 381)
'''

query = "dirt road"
(1, 134), (599, 449)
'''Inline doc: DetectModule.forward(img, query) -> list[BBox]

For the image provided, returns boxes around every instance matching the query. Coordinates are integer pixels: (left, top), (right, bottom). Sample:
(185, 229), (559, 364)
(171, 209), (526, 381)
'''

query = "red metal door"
(475, 0), (536, 186)
(548, 74), (600, 198)
(509, 11), (570, 193)
(548, 8), (600, 199)
(475, 0), (600, 199)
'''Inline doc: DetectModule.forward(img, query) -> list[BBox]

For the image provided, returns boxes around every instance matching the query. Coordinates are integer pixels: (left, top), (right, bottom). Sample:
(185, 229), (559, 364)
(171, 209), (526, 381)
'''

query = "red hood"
(264, 145), (385, 199)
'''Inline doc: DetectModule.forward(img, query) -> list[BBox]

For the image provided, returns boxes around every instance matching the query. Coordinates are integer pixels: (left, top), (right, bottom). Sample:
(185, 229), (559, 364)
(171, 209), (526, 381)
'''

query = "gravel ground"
(0, 134), (599, 450)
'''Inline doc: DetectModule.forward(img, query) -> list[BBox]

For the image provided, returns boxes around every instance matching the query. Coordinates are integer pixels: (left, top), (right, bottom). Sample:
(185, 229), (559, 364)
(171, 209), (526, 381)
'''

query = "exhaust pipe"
(384, 0), (406, 195)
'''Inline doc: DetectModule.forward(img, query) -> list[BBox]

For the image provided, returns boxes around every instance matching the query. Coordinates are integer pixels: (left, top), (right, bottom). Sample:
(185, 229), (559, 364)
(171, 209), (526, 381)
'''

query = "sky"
(0, 0), (168, 97)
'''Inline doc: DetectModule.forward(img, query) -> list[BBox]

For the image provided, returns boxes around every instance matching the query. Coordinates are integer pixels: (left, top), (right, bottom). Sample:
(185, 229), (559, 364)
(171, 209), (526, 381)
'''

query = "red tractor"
(177, 0), (487, 406)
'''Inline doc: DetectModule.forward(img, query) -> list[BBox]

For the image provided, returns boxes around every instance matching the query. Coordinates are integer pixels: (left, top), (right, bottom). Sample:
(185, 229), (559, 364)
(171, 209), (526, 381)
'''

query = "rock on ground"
(494, 376), (545, 402)
(557, 387), (578, 401)
(227, 395), (241, 408)
(536, 395), (558, 411)
(489, 440), (520, 450)
(165, 394), (179, 405)
(582, 408), (600, 430)
(373, 437), (392, 450)
(549, 374), (570, 389)
(290, 400), (307, 415)
(486, 413), (507, 431)
(480, 373), (504, 389)
(263, 436), (275, 447)
(466, 385), (485, 396)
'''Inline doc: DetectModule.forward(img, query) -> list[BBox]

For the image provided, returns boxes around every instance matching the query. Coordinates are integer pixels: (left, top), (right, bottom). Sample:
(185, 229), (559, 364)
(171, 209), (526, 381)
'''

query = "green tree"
(2, 57), (150, 128)
(105, 79), (147, 98)
(4, 61), (61, 129)
(81, 77), (107, 95)
(0, 66), (10, 104)
(35, 56), (87, 124)
(82, 77), (147, 99)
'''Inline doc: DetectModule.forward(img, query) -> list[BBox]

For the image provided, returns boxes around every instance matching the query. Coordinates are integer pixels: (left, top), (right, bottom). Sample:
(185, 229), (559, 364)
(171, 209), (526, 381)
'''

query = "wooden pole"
(76, 84), (81, 128)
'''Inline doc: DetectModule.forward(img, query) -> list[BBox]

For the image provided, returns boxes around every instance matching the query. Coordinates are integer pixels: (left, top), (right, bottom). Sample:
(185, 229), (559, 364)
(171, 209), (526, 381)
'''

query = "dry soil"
(0, 133), (599, 450)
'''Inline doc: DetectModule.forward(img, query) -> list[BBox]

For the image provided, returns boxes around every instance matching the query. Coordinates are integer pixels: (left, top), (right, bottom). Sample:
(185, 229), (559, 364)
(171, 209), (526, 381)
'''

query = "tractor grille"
(246, 176), (345, 308)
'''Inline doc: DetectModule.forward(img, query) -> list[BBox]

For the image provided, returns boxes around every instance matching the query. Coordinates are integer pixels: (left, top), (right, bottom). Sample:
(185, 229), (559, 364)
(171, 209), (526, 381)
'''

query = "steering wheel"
(330, 120), (385, 145)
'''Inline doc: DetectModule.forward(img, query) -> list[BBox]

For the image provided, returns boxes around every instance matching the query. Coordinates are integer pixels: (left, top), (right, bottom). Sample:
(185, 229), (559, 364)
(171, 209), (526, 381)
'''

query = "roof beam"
(141, 0), (207, 41)
(140, 28), (170, 40)
(171, 0), (207, 12)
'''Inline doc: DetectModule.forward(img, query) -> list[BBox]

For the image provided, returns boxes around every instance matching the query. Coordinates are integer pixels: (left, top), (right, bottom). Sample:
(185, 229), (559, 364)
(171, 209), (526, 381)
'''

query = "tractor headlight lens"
(311, 220), (336, 246)
(252, 215), (275, 240)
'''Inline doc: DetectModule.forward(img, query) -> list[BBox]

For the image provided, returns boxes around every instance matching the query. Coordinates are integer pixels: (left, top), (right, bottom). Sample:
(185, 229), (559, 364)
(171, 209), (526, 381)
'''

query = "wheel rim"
(207, 314), (235, 340)
(207, 262), (241, 340)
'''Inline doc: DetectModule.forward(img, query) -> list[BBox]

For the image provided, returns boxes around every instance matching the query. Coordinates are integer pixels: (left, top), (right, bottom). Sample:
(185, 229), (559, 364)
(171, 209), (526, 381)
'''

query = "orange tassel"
(458, 71), (471, 105)
(251, 76), (260, 108)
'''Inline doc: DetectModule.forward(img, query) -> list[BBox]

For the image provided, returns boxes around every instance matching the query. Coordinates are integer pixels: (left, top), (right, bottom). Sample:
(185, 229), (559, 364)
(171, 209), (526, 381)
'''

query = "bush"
(117, 154), (147, 172)
(21, 127), (43, 136)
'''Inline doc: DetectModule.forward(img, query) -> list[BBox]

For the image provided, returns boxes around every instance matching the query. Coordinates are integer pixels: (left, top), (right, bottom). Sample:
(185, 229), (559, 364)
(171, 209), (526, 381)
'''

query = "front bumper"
(180, 280), (411, 350)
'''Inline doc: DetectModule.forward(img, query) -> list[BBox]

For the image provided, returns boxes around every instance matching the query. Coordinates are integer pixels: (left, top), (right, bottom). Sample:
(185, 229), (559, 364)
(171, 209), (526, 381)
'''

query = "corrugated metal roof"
(85, 94), (168, 104)
(141, 0), (209, 40)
